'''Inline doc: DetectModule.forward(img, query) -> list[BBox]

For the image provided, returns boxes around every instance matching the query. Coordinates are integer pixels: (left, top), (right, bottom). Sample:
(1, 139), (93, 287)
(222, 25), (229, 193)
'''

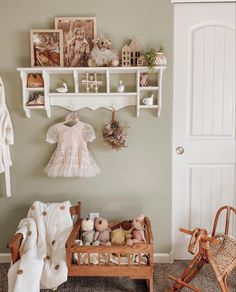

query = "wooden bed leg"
(146, 279), (149, 290)
(146, 278), (153, 292)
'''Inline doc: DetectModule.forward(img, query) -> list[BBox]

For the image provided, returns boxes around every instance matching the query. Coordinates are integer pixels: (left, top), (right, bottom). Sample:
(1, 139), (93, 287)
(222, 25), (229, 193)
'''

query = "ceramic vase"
(155, 49), (167, 66)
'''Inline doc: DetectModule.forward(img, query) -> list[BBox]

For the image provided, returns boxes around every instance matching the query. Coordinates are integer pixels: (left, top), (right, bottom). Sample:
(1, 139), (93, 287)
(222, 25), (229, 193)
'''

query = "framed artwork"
(55, 17), (97, 67)
(30, 29), (63, 67)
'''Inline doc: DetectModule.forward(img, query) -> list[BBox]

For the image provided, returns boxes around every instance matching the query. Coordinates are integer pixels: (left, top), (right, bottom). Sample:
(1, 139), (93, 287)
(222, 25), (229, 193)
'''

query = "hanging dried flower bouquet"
(103, 110), (127, 150)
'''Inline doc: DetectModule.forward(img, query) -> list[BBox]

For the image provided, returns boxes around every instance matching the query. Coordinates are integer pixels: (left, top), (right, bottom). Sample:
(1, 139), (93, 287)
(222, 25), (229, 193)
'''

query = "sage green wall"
(0, 0), (172, 253)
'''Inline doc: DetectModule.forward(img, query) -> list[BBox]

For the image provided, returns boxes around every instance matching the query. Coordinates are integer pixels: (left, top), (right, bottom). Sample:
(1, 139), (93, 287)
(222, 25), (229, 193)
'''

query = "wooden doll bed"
(7, 202), (154, 292)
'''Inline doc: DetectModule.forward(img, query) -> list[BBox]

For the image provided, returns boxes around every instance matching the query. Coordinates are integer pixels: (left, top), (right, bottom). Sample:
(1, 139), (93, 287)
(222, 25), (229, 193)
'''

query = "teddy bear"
(131, 214), (146, 243)
(111, 228), (125, 245)
(81, 217), (95, 245)
(119, 220), (133, 246)
(93, 217), (111, 246)
(111, 220), (133, 257)
(111, 220), (133, 247)
(88, 35), (119, 67)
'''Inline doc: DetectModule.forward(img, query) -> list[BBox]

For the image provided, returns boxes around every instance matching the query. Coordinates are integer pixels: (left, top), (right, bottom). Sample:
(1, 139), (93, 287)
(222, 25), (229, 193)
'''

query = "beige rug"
(0, 261), (235, 291)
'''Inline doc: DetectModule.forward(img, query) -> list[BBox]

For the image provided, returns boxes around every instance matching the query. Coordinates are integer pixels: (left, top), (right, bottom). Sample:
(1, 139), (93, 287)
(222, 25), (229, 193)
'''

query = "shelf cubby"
(49, 73), (75, 94)
(109, 73), (136, 93)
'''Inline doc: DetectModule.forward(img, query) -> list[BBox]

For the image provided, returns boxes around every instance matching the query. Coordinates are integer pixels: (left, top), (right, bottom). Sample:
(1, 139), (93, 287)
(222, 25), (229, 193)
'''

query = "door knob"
(176, 146), (184, 155)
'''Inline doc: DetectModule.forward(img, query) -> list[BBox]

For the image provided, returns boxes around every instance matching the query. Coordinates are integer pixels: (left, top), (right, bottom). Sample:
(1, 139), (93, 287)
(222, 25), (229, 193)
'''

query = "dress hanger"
(64, 111), (80, 127)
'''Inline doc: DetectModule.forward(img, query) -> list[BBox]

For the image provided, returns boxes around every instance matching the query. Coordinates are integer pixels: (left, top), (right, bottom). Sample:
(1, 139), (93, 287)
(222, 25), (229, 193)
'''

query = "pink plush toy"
(131, 214), (146, 243)
(93, 217), (111, 246)
(139, 73), (148, 87)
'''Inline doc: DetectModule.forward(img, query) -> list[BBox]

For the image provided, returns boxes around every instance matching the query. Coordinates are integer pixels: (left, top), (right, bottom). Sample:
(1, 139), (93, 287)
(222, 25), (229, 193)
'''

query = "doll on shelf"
(44, 112), (100, 178)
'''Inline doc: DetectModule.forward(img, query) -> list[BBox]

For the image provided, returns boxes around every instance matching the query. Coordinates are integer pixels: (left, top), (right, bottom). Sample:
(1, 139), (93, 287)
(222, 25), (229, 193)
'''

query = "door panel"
(189, 165), (235, 234)
(172, 2), (236, 259)
(190, 25), (235, 137)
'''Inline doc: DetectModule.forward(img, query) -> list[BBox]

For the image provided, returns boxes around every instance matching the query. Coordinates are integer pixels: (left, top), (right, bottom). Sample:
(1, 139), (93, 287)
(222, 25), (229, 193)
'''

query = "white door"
(172, 1), (236, 259)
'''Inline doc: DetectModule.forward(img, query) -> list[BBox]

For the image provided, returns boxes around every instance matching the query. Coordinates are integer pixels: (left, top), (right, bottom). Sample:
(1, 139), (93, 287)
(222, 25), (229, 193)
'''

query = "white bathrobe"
(0, 75), (14, 197)
(8, 201), (73, 292)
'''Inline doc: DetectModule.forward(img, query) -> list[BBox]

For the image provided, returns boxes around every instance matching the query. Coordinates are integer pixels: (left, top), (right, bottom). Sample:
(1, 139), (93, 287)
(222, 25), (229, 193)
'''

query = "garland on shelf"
(103, 110), (127, 150)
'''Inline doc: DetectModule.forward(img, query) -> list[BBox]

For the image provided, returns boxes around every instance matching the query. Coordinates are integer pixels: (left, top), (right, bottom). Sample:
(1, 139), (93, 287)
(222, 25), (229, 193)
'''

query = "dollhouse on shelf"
(121, 39), (142, 67)
(137, 55), (147, 67)
(17, 66), (166, 118)
(121, 45), (131, 67)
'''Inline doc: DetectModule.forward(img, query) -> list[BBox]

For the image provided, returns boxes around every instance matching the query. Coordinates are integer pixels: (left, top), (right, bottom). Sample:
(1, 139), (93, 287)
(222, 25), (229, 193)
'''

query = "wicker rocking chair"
(168, 206), (236, 292)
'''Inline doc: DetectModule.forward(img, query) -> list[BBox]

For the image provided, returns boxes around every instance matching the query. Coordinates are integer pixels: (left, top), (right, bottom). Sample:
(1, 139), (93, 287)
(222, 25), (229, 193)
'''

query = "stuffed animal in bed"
(111, 228), (125, 245)
(120, 220), (133, 246)
(131, 214), (146, 243)
(81, 218), (95, 245)
(93, 217), (111, 246)
(111, 220), (133, 246)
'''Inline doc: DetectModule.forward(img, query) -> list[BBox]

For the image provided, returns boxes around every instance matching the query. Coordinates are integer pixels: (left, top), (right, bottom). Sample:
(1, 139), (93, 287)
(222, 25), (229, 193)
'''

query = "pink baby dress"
(44, 121), (101, 177)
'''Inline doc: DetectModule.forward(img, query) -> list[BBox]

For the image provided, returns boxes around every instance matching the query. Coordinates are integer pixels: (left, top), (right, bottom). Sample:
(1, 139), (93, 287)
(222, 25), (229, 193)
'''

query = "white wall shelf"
(17, 66), (166, 118)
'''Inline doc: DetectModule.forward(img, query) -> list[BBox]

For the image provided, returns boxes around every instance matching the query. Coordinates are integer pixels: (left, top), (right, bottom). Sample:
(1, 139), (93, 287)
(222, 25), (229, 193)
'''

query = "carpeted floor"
(1, 262), (235, 291)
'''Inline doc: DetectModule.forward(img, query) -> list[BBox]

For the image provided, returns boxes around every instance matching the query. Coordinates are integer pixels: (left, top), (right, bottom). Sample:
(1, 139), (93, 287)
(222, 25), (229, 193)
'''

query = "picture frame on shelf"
(30, 29), (64, 67)
(55, 17), (97, 67)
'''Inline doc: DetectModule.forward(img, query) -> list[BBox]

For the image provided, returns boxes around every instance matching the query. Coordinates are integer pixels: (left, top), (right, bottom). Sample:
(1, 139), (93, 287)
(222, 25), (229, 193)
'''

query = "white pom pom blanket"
(8, 201), (73, 292)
